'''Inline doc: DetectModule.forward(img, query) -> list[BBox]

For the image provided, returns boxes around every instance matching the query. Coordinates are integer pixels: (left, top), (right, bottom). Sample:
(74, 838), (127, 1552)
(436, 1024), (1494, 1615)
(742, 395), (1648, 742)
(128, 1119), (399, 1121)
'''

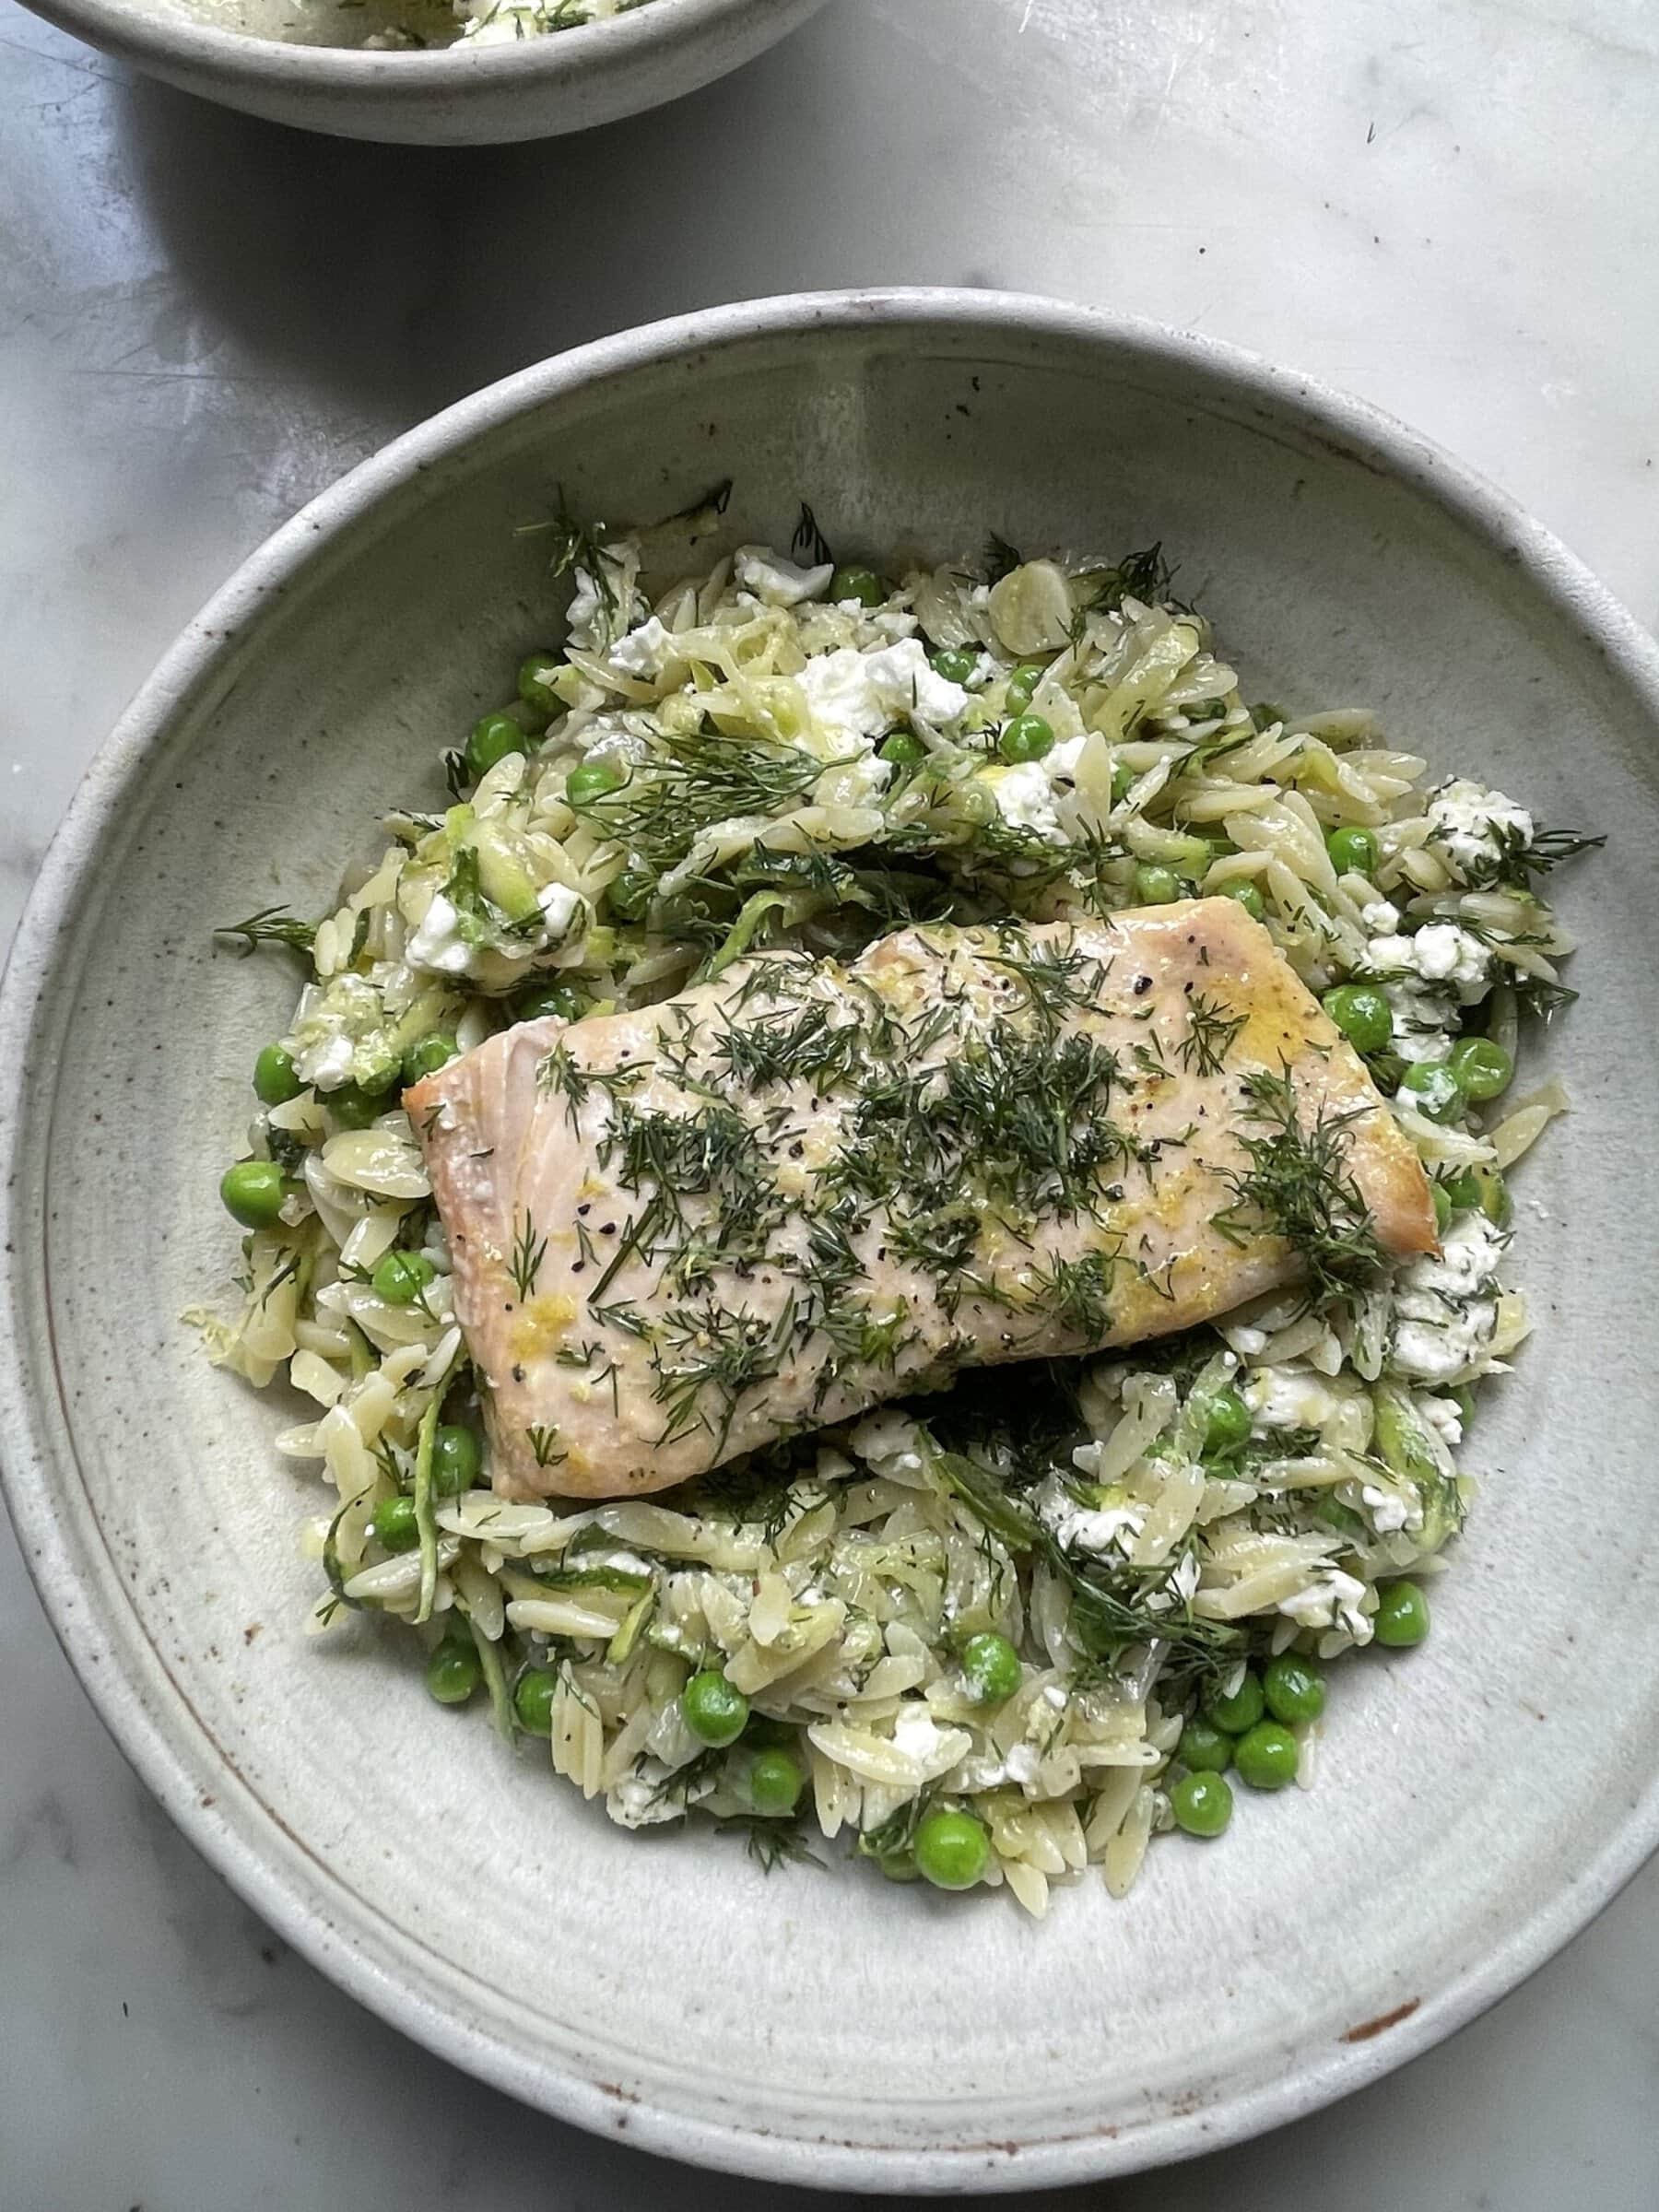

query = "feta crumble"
(1389, 1213), (1508, 1382)
(1427, 778), (1534, 884)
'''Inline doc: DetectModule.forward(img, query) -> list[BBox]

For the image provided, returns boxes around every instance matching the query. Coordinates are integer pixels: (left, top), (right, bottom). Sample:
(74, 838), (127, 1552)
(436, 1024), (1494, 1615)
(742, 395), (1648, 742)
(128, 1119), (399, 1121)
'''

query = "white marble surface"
(3, 1), (1658, 2203)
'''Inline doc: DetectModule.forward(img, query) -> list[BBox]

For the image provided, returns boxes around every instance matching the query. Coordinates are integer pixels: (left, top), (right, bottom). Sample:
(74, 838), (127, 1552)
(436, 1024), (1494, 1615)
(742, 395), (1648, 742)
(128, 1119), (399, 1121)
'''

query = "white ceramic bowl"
(16, 0), (835, 144)
(4, 291), (1657, 2191)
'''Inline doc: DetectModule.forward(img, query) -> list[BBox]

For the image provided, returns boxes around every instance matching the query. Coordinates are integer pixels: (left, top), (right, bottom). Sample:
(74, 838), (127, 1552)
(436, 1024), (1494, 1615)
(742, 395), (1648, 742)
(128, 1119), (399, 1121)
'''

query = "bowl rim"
(19, 0), (810, 88)
(5, 287), (1659, 2190)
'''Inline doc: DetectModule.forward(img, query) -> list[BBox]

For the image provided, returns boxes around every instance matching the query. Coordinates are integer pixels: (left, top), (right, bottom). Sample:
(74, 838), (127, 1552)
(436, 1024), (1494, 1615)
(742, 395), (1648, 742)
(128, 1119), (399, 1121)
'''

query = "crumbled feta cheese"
(1361, 900), (1400, 935)
(988, 760), (1065, 842)
(1048, 735), (1088, 780)
(610, 615), (677, 678)
(734, 545), (834, 608)
(535, 882), (584, 941)
(1279, 1568), (1369, 1639)
(1004, 1744), (1041, 1786)
(563, 562), (612, 651)
(1418, 1393), (1465, 1447)
(796, 639), (967, 747)
(1410, 923), (1489, 996)
(1037, 1474), (1143, 1554)
(1360, 1483), (1411, 1535)
(407, 892), (472, 978)
(1390, 1213), (1507, 1382)
(300, 1031), (355, 1091)
(891, 1702), (948, 1759)
(867, 639), (969, 724)
(1427, 778), (1534, 883)
(606, 1759), (707, 1829)
(1366, 920), (1489, 1064)
(1241, 1365), (1335, 1435)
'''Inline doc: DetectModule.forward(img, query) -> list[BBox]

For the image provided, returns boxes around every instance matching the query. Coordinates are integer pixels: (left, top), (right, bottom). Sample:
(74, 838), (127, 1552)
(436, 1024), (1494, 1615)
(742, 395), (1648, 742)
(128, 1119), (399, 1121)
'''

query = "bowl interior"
(8, 303), (1659, 2187)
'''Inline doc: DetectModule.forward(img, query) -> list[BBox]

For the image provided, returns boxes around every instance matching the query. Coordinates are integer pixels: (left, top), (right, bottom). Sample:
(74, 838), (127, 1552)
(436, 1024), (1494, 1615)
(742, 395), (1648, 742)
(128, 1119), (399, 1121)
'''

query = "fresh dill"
(524, 1424), (566, 1469)
(1216, 1067), (1385, 1298)
(1175, 992), (1246, 1078)
(717, 1816), (826, 1875)
(508, 1208), (549, 1301)
(214, 906), (316, 958)
(983, 531), (1024, 582)
(791, 500), (834, 567)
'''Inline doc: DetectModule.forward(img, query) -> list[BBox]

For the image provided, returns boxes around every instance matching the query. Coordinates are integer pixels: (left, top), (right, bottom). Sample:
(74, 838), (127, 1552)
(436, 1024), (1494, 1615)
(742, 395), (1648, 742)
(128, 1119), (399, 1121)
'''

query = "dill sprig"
(508, 1208), (549, 1301)
(567, 728), (830, 874)
(1216, 1067), (1385, 1299)
(214, 906), (316, 958)
(982, 531), (1024, 582)
(791, 501), (834, 567)
(718, 1816), (826, 1875)
(1175, 992), (1246, 1078)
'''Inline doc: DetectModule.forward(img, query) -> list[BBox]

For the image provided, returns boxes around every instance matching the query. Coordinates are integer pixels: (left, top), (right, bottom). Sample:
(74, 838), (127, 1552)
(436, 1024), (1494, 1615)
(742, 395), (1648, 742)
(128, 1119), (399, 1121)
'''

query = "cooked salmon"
(407, 900), (1435, 1500)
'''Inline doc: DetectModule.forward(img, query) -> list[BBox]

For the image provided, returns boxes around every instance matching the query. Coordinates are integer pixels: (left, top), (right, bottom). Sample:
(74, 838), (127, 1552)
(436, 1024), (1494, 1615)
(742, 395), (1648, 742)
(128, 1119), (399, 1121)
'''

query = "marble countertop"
(3, 1), (1657, 2203)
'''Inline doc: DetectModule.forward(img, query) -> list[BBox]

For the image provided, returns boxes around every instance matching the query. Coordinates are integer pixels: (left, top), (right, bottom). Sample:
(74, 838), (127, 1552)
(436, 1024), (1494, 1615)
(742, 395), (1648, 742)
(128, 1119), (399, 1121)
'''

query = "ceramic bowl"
(3, 291), (1657, 2191)
(15, 0), (836, 144)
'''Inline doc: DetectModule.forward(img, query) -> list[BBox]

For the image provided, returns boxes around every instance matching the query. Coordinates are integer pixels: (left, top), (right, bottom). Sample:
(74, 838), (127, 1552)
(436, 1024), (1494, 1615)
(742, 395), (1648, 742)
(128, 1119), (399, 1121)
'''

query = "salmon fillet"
(407, 900), (1434, 1501)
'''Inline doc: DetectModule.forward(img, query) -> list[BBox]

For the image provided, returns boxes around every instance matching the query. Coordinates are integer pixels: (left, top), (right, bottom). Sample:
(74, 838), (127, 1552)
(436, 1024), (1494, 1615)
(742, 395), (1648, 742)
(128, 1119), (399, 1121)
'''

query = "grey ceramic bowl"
(3, 291), (1657, 2190)
(17, 0), (834, 144)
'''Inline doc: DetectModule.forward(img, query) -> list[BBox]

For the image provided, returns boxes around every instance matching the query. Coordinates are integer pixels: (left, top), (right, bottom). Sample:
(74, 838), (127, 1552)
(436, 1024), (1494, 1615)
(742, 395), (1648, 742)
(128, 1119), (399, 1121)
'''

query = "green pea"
(1398, 1059), (1465, 1124)
(513, 977), (592, 1024)
(681, 1668), (748, 1747)
(566, 757), (628, 809)
(1220, 879), (1267, 922)
(1263, 1652), (1326, 1724)
(372, 1249), (435, 1306)
(465, 712), (526, 782)
(220, 1159), (287, 1230)
(1326, 825), (1381, 878)
(879, 729), (927, 767)
(1373, 1580), (1430, 1648)
(253, 1043), (300, 1107)
(1233, 1719), (1300, 1791)
(960, 1630), (1022, 1705)
(1448, 1035), (1513, 1102)
(1432, 1182), (1453, 1235)
(1134, 863), (1182, 906)
(1178, 1717), (1234, 1774)
(513, 1666), (559, 1734)
(401, 1032), (458, 1088)
(877, 1850), (920, 1884)
(1445, 1163), (1512, 1228)
(426, 1637), (481, 1706)
(517, 653), (562, 712)
(1111, 762), (1135, 806)
(913, 1806), (990, 1892)
(1204, 1668), (1265, 1735)
(1005, 662), (1046, 711)
(431, 1425), (482, 1498)
(829, 564), (884, 609)
(371, 1496), (419, 1553)
(606, 866), (654, 922)
(999, 712), (1054, 762)
(930, 646), (979, 685)
(1199, 1384), (1252, 1453)
(748, 1747), (805, 1818)
(326, 1083), (382, 1131)
(1171, 1769), (1233, 1837)
(1323, 983), (1394, 1054)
